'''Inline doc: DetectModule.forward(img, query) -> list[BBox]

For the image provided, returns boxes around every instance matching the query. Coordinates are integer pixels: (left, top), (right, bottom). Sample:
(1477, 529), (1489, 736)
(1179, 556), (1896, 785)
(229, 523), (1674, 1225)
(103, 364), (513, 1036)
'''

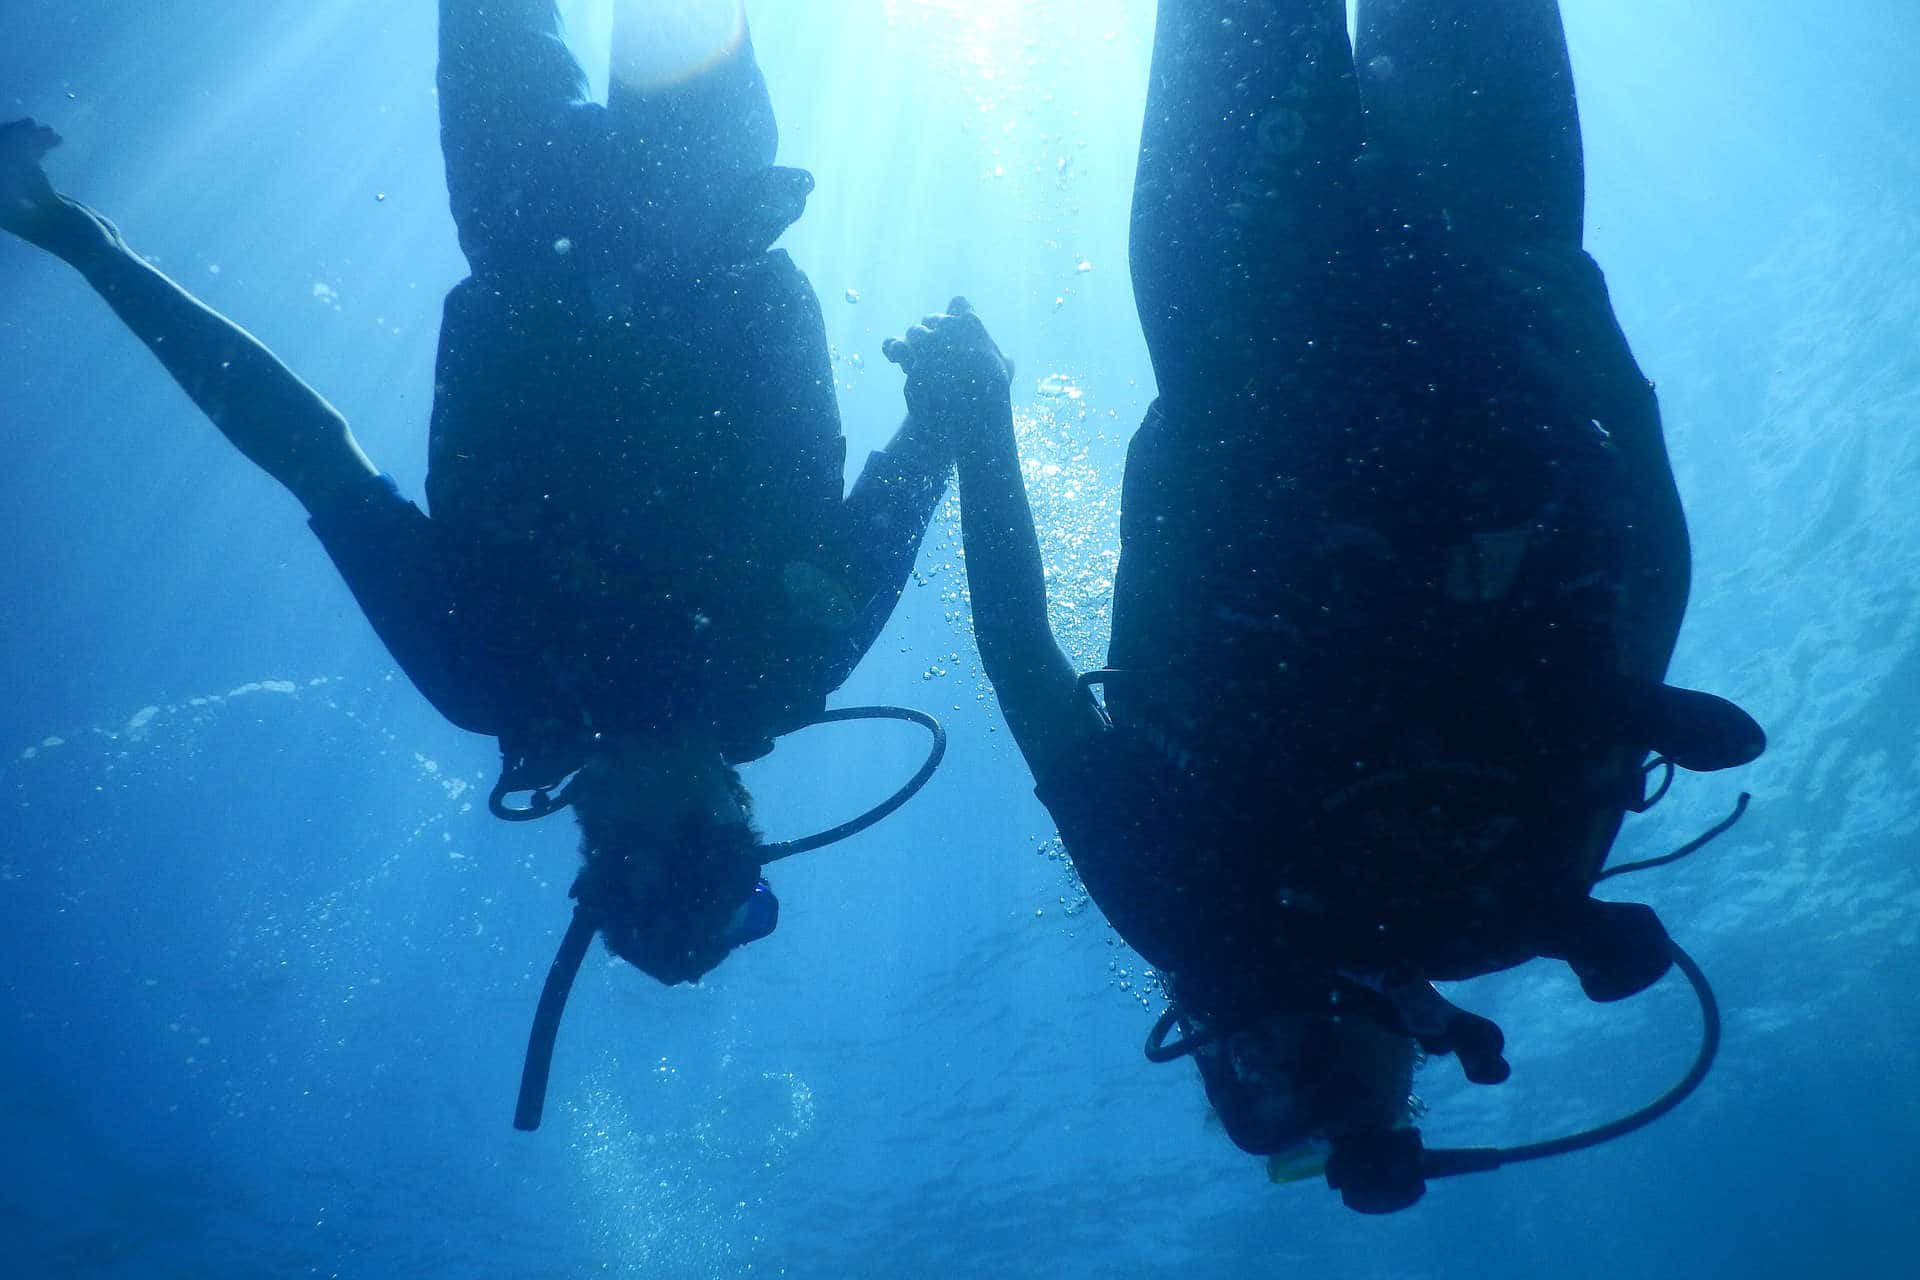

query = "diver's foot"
(1630, 683), (1768, 773)
(713, 165), (815, 265)
(1389, 983), (1511, 1086)
(1559, 899), (1673, 1003)
(0, 118), (64, 242)
(1326, 1128), (1427, 1214)
(1433, 1008), (1512, 1086)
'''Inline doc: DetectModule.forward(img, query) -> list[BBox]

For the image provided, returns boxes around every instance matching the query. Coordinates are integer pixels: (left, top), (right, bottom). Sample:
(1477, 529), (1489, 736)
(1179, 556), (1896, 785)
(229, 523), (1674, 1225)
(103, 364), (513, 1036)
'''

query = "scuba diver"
(890, 0), (1764, 1213)
(0, 0), (953, 1126)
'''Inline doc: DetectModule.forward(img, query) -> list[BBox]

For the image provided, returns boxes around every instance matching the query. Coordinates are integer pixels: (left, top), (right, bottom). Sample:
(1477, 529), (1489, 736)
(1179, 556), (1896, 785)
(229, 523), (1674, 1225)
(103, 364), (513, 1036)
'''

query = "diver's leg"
(308, 480), (515, 735)
(4, 138), (376, 516)
(1354, 0), (1583, 254)
(1129, 0), (1365, 418)
(605, 2), (776, 195)
(437, 0), (601, 273)
(1114, 2), (1367, 711)
(437, 0), (589, 120)
(597, 4), (809, 271)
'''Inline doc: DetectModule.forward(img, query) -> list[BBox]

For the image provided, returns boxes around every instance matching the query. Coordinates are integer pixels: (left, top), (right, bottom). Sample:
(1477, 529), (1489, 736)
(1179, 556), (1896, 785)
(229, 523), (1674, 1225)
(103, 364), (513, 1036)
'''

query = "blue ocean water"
(2, 2), (1915, 1276)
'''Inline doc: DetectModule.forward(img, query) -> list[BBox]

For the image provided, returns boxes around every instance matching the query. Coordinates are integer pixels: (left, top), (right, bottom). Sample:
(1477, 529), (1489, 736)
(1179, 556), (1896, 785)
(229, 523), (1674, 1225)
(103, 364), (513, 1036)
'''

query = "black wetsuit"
(1040, 0), (1696, 1015)
(309, 2), (947, 772)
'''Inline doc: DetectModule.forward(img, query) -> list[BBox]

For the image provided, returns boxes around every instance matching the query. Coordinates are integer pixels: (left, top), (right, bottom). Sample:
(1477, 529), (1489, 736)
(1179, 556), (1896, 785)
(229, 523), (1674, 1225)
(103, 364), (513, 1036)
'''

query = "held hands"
(884, 297), (1015, 430)
(0, 119), (63, 242)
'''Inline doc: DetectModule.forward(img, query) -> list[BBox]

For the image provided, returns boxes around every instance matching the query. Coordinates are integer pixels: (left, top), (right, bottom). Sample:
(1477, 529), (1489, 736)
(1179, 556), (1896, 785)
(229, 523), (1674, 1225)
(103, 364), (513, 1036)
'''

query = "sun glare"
(611, 0), (748, 91)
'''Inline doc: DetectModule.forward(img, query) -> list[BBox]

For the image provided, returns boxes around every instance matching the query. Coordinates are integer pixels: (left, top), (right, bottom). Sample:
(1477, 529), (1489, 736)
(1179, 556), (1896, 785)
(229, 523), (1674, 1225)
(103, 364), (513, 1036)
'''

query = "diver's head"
(567, 736), (775, 985)
(1197, 1011), (1418, 1156)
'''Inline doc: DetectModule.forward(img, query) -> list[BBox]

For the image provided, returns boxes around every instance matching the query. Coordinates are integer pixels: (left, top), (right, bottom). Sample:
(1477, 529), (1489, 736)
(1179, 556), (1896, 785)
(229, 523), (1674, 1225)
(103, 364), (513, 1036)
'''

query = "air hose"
(759, 706), (947, 860)
(514, 906), (598, 1132)
(1419, 939), (1720, 1180)
(1417, 792), (1750, 1183)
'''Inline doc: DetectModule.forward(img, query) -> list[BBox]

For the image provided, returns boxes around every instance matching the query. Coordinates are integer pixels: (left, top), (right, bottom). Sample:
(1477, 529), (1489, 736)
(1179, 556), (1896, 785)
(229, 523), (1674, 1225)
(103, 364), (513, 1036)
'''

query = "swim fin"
(1623, 682), (1766, 773)
(713, 165), (814, 266)
(1549, 898), (1674, 1004)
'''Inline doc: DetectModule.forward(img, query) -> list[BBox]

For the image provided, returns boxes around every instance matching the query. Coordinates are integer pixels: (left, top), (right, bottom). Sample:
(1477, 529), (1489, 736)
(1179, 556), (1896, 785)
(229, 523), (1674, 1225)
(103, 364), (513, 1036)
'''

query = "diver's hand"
(0, 119), (64, 241)
(883, 297), (1014, 429)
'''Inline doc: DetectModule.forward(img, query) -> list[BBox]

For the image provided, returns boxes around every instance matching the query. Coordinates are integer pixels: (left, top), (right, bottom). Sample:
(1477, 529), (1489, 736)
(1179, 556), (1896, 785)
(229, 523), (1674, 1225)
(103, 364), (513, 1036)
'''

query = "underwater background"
(2, 1), (1915, 1275)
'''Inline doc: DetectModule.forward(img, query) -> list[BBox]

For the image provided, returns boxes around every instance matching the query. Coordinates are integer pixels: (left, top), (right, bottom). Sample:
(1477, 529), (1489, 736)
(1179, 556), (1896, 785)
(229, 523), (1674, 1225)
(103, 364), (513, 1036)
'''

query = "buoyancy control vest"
(1101, 241), (1720, 986)
(425, 236), (858, 782)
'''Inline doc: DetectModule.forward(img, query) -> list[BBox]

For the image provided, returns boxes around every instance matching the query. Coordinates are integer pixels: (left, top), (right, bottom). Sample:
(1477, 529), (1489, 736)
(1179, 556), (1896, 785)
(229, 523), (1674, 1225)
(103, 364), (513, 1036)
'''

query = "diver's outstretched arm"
(886, 301), (1102, 778)
(843, 405), (956, 604)
(822, 409), (954, 686)
(0, 121), (377, 515)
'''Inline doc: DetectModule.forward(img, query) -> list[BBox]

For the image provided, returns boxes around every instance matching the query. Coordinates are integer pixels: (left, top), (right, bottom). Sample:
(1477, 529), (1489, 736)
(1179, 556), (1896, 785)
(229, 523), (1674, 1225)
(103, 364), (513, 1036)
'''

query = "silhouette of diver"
(0, 2), (959, 1001)
(890, 0), (1764, 1212)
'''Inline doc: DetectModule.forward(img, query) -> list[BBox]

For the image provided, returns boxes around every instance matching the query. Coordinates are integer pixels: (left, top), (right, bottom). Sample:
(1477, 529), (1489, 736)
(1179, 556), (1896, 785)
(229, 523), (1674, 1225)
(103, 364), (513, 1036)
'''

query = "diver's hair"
(565, 756), (765, 985)
(569, 759), (761, 865)
(724, 767), (755, 830)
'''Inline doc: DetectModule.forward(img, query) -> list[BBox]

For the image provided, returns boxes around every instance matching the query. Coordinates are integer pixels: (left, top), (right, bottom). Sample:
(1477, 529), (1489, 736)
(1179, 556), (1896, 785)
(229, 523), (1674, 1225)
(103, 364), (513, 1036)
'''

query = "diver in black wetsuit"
(0, 1), (954, 991)
(891, 0), (1763, 1211)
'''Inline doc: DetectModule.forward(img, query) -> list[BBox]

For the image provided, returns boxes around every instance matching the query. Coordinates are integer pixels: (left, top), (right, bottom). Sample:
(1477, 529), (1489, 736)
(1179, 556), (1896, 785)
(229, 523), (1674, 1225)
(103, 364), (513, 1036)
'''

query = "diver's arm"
(847, 410), (952, 535)
(841, 411), (951, 589)
(1, 122), (377, 515)
(887, 302), (1101, 778)
(949, 367), (1101, 777)
(813, 413), (953, 692)
(871, 406), (952, 476)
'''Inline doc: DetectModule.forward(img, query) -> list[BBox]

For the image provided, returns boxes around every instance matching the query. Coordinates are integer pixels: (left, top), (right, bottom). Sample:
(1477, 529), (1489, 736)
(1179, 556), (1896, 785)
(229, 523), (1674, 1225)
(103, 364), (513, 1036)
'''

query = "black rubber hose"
(489, 775), (578, 823)
(514, 907), (600, 1132)
(759, 706), (947, 861)
(1598, 792), (1751, 882)
(1145, 1006), (1221, 1063)
(1422, 939), (1720, 1180)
